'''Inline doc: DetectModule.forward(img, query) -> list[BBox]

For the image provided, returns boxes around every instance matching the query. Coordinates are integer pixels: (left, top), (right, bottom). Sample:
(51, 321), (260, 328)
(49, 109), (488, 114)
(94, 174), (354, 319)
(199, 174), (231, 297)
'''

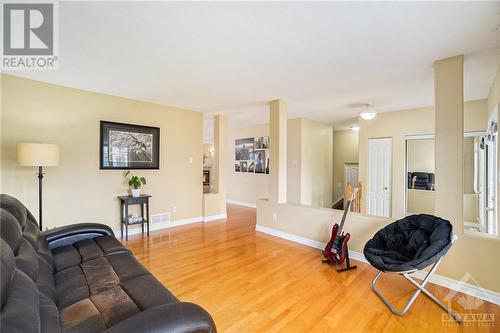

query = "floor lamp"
(18, 143), (60, 231)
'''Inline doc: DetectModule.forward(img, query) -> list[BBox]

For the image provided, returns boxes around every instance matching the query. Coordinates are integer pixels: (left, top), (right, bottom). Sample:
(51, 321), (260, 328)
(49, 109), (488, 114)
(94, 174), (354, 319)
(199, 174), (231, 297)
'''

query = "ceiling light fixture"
(351, 126), (360, 132)
(359, 104), (377, 120)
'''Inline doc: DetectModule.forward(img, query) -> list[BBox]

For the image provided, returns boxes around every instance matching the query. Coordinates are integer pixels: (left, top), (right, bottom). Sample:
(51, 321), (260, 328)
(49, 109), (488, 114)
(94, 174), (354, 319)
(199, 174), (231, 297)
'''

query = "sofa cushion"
(15, 238), (39, 281)
(1, 240), (15, 307)
(0, 194), (28, 229)
(40, 293), (61, 333)
(37, 258), (57, 302)
(81, 257), (120, 295)
(0, 210), (22, 252)
(53, 246), (82, 272)
(60, 298), (105, 333)
(74, 238), (104, 262)
(1, 269), (40, 333)
(106, 252), (149, 282)
(122, 275), (178, 310)
(91, 286), (141, 327)
(55, 265), (90, 309)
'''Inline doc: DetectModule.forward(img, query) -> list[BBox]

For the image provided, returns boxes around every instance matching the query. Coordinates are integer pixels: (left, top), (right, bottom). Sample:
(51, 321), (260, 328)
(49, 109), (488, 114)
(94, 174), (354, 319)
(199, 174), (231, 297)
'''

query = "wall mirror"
(405, 135), (435, 215)
(463, 109), (498, 237)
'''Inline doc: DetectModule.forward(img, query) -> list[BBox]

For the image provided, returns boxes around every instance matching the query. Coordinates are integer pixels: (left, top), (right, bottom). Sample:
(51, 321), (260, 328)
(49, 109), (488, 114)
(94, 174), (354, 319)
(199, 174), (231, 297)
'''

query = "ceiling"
(7, 1), (500, 140)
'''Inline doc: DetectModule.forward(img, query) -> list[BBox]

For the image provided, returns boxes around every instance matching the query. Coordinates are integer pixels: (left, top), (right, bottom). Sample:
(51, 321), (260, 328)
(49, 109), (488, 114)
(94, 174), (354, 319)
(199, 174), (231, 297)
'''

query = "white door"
(344, 163), (359, 188)
(368, 138), (392, 217)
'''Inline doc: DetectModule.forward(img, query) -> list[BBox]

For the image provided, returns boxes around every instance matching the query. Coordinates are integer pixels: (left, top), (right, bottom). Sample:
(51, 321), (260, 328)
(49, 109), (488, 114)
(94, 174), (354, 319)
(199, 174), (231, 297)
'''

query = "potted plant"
(124, 170), (147, 198)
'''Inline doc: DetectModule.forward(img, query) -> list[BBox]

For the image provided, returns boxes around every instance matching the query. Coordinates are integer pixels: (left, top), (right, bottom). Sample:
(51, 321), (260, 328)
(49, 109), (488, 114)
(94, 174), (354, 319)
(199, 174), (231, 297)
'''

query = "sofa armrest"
(43, 223), (115, 249)
(102, 302), (216, 333)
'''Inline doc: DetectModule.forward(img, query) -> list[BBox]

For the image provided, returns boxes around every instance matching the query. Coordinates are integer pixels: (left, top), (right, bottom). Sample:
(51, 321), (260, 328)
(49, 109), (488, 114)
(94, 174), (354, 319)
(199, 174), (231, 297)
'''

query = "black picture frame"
(100, 121), (160, 170)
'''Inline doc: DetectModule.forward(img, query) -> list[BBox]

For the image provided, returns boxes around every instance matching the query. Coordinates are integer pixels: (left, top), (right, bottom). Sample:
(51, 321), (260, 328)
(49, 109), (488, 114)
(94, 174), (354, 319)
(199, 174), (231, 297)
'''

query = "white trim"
(405, 134), (435, 140)
(114, 216), (203, 237)
(255, 224), (500, 305)
(256, 225), (325, 249)
(203, 213), (227, 222)
(410, 270), (500, 306)
(464, 130), (487, 138)
(226, 199), (257, 208)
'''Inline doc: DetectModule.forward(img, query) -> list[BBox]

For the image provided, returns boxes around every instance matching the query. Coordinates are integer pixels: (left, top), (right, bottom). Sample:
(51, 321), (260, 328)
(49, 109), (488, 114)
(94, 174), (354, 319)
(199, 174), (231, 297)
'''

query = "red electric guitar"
(323, 188), (358, 271)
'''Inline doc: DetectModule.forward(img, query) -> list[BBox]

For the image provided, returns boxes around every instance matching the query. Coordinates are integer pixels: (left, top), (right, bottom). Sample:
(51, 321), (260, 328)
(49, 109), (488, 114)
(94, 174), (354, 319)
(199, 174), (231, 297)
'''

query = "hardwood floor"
(124, 204), (499, 332)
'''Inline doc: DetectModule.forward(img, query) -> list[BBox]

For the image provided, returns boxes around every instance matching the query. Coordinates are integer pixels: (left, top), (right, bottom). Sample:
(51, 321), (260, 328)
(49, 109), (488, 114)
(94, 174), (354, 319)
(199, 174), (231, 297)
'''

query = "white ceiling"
(7, 1), (500, 140)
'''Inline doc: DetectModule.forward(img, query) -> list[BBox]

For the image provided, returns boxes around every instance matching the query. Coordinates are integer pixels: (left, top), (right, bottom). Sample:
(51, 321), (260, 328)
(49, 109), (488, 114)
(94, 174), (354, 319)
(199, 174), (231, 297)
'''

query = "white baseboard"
(203, 213), (227, 222)
(114, 216), (203, 238)
(226, 199), (257, 208)
(256, 225), (325, 249)
(255, 224), (500, 306)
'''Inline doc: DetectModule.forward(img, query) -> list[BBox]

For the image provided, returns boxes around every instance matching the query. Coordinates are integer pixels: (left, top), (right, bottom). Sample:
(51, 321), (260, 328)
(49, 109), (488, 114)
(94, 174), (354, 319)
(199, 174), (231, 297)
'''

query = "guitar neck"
(338, 198), (352, 234)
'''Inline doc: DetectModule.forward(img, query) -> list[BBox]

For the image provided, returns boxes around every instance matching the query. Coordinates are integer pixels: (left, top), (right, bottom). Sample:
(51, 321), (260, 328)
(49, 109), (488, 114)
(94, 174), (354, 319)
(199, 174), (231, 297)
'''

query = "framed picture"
(255, 136), (269, 149)
(254, 150), (266, 173)
(240, 161), (248, 172)
(100, 121), (160, 169)
(248, 160), (255, 173)
(234, 136), (269, 175)
(235, 138), (254, 160)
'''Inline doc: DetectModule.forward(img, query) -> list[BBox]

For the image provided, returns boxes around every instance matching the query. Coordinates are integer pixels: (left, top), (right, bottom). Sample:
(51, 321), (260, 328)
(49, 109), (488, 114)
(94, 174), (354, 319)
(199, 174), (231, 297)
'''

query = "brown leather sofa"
(0, 194), (216, 333)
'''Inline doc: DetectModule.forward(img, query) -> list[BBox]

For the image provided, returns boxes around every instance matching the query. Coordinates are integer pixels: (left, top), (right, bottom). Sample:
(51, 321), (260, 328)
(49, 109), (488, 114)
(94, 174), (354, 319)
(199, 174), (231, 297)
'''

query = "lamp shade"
(18, 143), (60, 167)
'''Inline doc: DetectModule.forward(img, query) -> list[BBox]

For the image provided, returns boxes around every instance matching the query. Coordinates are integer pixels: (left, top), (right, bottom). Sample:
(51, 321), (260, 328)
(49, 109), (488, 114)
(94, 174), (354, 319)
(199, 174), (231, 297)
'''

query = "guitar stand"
(336, 248), (357, 273)
(322, 247), (357, 273)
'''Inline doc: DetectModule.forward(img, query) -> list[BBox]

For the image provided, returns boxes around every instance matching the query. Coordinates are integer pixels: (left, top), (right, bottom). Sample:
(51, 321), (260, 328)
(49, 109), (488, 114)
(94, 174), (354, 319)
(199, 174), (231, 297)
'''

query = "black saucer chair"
(363, 214), (462, 322)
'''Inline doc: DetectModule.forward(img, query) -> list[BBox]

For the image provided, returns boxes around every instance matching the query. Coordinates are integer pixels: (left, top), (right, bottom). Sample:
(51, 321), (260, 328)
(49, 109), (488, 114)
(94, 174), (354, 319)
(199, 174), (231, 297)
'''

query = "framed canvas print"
(235, 138), (254, 160)
(254, 136), (269, 149)
(240, 161), (248, 172)
(100, 121), (160, 169)
(254, 150), (266, 173)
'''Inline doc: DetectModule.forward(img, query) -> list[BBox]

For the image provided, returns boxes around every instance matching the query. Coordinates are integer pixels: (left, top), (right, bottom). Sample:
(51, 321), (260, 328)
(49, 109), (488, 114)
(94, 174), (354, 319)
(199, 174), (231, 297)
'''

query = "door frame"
(368, 137), (392, 217)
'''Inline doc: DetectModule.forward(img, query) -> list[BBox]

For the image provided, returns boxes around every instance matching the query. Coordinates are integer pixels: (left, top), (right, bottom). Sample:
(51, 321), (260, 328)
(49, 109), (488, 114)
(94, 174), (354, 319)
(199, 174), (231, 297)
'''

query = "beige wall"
(286, 118), (332, 208)
(463, 194), (479, 223)
(1, 75), (203, 231)
(407, 139), (434, 173)
(407, 189), (435, 214)
(227, 123), (269, 205)
(332, 130), (359, 202)
(487, 67), (500, 119)
(359, 100), (487, 218)
(300, 118), (333, 208)
(287, 119), (302, 205)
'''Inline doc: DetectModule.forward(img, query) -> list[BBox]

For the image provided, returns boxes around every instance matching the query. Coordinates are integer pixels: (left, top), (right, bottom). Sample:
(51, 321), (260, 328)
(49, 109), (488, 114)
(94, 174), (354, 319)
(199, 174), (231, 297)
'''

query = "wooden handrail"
(345, 182), (362, 213)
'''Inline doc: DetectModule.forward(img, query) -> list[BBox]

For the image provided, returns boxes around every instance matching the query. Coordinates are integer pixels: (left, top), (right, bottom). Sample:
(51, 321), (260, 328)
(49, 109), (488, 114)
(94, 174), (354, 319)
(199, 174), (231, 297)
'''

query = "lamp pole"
(37, 166), (44, 231)
(18, 143), (59, 231)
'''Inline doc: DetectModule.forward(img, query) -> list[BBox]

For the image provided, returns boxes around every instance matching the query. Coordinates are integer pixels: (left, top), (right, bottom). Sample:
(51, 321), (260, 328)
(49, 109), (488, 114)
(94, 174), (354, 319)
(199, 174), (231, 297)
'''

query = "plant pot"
(131, 188), (141, 198)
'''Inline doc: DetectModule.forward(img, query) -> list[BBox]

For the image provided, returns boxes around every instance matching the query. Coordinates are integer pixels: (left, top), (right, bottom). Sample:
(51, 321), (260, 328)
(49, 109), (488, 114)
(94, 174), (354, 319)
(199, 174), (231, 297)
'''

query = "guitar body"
(323, 223), (350, 265)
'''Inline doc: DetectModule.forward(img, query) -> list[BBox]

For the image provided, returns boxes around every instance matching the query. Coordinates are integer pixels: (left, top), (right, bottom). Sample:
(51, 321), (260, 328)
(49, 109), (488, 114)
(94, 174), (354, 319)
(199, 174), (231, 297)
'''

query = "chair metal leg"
(371, 258), (462, 323)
